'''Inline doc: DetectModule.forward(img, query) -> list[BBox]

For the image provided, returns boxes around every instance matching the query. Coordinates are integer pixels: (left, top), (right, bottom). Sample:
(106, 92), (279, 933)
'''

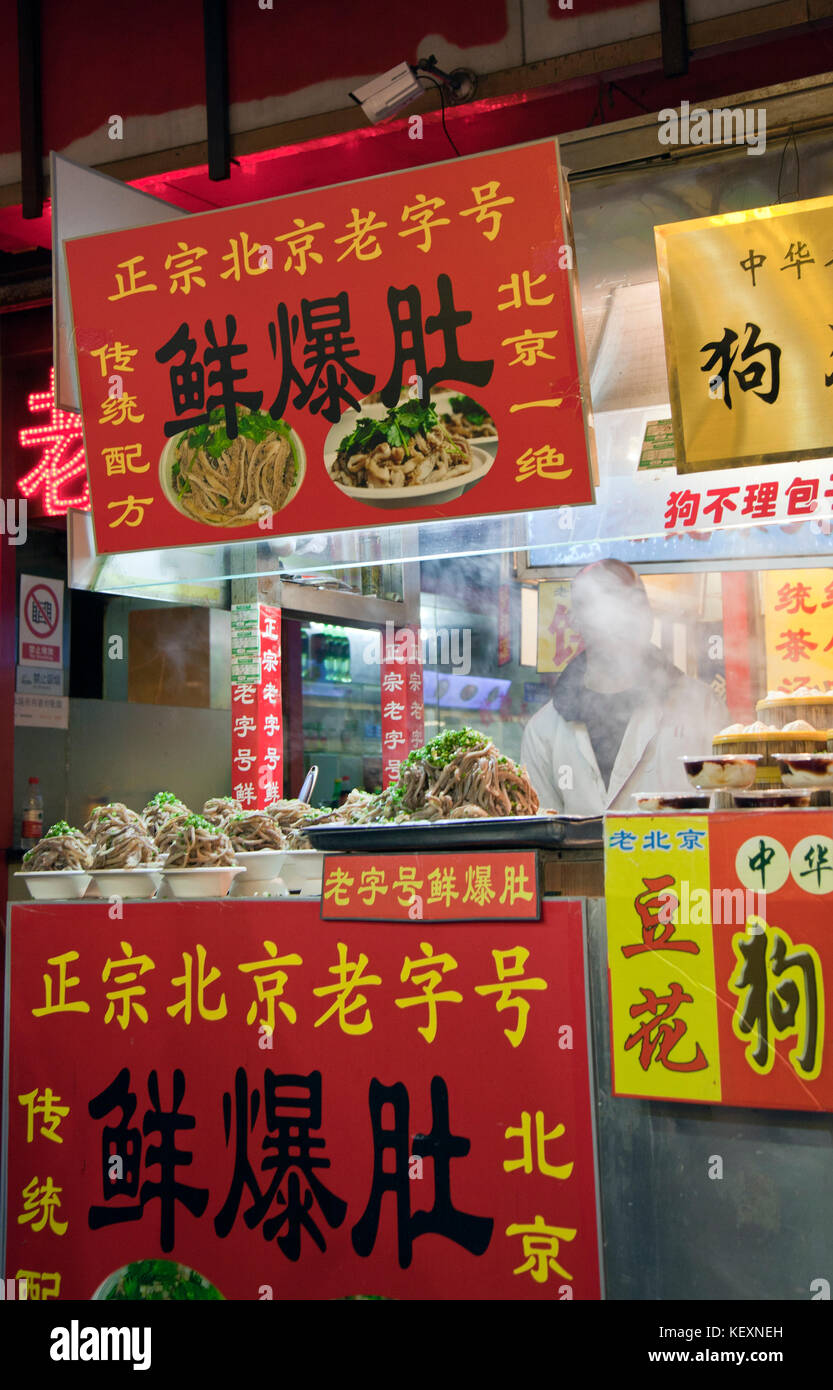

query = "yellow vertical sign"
(762, 568), (833, 693)
(536, 581), (582, 674)
(605, 815), (721, 1103)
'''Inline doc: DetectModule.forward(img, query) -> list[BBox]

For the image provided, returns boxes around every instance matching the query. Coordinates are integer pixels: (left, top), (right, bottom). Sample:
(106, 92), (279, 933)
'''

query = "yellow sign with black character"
(655, 195), (833, 473)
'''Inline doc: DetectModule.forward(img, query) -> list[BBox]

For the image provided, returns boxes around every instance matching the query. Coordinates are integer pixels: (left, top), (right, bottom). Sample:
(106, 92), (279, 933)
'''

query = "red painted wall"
(0, 0), (514, 160)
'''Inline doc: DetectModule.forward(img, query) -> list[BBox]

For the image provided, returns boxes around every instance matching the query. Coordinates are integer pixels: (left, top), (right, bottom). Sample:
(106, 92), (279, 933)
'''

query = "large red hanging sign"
(64, 139), (595, 555)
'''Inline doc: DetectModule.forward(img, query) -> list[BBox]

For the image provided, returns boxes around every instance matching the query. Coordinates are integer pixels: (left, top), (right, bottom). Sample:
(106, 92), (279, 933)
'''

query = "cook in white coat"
(521, 560), (727, 815)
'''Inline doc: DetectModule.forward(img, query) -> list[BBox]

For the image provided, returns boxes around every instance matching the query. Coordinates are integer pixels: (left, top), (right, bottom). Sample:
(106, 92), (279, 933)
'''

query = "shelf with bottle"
(21, 777), (44, 852)
(302, 626), (353, 684)
(303, 693), (379, 710)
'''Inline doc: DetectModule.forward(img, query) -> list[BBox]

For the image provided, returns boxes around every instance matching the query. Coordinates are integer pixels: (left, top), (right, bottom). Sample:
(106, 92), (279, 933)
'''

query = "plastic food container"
(232, 849), (287, 883)
(681, 755), (760, 790)
(16, 870), (92, 900)
(280, 850), (325, 894)
(731, 788), (813, 808)
(160, 866), (243, 899)
(90, 868), (163, 899)
(771, 753), (833, 789)
(630, 792), (711, 812)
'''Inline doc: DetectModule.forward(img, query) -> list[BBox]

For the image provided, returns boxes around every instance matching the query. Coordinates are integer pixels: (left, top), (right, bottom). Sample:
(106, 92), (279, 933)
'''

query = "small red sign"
(322, 851), (540, 922)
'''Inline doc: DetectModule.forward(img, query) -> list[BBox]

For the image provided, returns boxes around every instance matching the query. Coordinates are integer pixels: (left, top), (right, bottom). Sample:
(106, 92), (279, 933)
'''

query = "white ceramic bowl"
(325, 445), (493, 509)
(160, 866), (244, 899)
(233, 849), (287, 883)
(91, 868), (164, 899)
(280, 850), (325, 894)
(16, 871), (92, 901)
(159, 425), (306, 528)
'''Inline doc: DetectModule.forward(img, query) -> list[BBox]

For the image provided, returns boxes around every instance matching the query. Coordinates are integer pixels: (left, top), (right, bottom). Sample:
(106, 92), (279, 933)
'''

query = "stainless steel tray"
(305, 815), (603, 852)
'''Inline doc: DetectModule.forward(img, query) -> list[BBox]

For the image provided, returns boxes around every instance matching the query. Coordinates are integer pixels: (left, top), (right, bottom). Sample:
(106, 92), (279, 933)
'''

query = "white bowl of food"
(280, 850), (325, 894)
(16, 871), (92, 901)
(160, 407), (305, 529)
(233, 849), (287, 883)
(160, 866), (244, 899)
(90, 868), (164, 899)
(324, 397), (494, 509)
(327, 446), (492, 508)
(432, 389), (499, 454)
(772, 752), (833, 788)
(681, 755), (761, 790)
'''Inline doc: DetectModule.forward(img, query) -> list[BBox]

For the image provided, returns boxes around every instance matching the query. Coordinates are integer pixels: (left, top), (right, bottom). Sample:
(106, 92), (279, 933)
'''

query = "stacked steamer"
(713, 685), (833, 788)
(755, 686), (833, 737)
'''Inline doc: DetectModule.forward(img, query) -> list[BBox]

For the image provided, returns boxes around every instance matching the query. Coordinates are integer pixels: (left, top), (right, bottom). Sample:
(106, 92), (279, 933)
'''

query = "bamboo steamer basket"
(712, 730), (830, 785)
(756, 693), (833, 730)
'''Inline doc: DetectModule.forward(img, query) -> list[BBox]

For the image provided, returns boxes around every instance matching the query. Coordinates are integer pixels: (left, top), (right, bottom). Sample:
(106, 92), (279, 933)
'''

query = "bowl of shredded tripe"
(325, 398), (494, 508)
(160, 405), (305, 527)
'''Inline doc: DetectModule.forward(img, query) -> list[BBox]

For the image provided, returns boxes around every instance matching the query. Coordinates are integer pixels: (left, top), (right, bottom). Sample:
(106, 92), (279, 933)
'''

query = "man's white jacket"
(520, 649), (728, 816)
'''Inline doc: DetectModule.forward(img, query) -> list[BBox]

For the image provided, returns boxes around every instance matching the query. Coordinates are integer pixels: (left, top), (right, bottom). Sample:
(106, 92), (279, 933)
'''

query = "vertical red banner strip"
(257, 605), (283, 806)
(231, 606), (283, 808)
(381, 624), (425, 787)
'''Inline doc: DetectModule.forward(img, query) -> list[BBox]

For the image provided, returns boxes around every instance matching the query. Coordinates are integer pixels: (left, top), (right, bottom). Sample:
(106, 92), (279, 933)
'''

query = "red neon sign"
(18, 367), (90, 516)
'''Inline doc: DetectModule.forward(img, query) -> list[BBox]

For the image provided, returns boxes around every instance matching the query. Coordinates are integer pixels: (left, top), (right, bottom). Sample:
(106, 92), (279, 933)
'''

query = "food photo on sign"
(63, 139), (595, 555)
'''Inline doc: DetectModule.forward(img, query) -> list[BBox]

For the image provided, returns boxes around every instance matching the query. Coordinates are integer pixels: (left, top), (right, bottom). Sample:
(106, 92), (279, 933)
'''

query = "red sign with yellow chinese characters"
(605, 811), (833, 1110)
(63, 139), (594, 555)
(2, 898), (600, 1300)
(321, 852), (540, 921)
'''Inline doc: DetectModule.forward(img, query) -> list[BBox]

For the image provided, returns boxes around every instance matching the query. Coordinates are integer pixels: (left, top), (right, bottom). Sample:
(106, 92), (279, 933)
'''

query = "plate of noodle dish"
(302, 728), (600, 850)
(324, 398), (493, 509)
(160, 405), (305, 528)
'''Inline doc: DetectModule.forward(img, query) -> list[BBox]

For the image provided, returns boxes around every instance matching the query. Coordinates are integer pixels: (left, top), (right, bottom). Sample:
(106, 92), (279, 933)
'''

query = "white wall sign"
(19, 575), (64, 667)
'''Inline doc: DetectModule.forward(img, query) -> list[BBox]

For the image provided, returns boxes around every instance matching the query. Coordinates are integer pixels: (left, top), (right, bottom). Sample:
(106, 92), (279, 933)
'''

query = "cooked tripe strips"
(265, 798), (315, 831)
(154, 812), (191, 856)
(84, 802), (145, 845)
(165, 814), (235, 867)
(92, 821), (158, 870)
(143, 791), (190, 838)
(227, 812), (285, 852)
(23, 821), (93, 872)
(202, 796), (243, 827)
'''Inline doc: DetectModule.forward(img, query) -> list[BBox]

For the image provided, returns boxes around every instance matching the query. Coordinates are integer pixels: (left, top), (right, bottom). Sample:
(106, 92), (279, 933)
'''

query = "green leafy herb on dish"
(331, 399), (472, 491)
(100, 1259), (224, 1301)
(173, 407), (300, 526)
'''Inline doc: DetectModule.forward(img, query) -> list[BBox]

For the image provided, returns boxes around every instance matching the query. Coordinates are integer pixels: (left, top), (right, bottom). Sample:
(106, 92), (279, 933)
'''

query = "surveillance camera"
(349, 62), (423, 125)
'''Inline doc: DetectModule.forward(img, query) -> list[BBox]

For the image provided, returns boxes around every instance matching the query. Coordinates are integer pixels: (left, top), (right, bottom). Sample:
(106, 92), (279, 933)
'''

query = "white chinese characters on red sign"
(231, 605), (283, 808)
(381, 625), (425, 788)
